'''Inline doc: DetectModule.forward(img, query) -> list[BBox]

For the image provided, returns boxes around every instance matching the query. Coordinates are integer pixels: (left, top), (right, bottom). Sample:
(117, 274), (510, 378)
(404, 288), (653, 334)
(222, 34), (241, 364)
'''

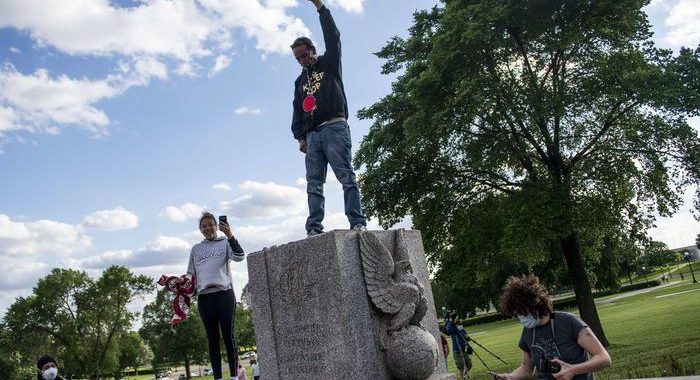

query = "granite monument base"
(247, 229), (455, 380)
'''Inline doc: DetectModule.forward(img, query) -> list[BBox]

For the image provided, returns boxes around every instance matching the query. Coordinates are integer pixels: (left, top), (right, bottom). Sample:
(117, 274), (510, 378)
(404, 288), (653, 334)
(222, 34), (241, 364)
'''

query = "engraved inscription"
(278, 322), (329, 376)
(277, 251), (318, 300)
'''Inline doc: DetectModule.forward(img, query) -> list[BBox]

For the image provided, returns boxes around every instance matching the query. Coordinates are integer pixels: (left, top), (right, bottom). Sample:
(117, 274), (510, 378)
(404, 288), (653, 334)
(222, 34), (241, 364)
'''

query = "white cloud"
(0, 0), (214, 58)
(0, 214), (91, 307)
(235, 215), (307, 250)
(327, 0), (365, 13)
(0, 64), (121, 136)
(82, 206), (139, 231)
(0, 214), (91, 257)
(209, 55), (231, 77)
(163, 203), (205, 222)
(213, 182), (233, 191)
(0, 60), (169, 139)
(0, 288), (33, 319)
(8, 47), (20, 54)
(220, 180), (306, 219)
(234, 106), (262, 115)
(200, 0), (312, 54)
(0, 0), (311, 59)
(664, 0), (700, 47)
(0, 255), (49, 290)
(0, 106), (21, 132)
(80, 235), (191, 269)
(649, 188), (700, 249)
(0, 0), (321, 143)
(233, 211), (398, 252)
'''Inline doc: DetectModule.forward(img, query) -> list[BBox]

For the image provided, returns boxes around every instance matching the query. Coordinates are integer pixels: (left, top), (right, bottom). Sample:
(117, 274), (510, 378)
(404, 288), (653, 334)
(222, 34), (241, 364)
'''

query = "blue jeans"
(305, 121), (366, 233)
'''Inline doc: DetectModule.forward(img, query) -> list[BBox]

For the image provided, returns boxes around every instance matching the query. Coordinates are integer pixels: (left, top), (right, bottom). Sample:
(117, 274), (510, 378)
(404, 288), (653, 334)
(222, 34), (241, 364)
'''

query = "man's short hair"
(291, 37), (316, 54)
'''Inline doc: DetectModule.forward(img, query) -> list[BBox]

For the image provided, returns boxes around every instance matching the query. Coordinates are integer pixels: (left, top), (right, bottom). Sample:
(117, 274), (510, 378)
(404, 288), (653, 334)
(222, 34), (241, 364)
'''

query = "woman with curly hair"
(496, 275), (611, 380)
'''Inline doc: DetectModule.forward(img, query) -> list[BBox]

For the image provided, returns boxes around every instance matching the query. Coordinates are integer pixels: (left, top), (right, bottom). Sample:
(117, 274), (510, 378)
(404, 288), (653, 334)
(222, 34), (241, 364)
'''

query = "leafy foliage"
(140, 289), (209, 377)
(356, 0), (700, 345)
(2, 266), (152, 379)
(234, 306), (256, 349)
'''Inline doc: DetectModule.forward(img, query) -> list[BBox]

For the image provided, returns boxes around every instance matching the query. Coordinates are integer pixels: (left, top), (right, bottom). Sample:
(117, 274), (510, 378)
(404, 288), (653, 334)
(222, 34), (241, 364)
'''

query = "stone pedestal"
(247, 229), (454, 380)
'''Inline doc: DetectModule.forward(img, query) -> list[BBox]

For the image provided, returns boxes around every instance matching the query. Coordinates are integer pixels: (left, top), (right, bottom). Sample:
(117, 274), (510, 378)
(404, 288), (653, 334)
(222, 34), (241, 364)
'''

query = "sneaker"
(307, 229), (322, 237)
(352, 224), (367, 231)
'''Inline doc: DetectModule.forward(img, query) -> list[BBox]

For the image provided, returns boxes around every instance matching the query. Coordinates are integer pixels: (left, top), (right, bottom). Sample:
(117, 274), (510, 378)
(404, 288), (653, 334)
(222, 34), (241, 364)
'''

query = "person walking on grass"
(445, 312), (472, 379)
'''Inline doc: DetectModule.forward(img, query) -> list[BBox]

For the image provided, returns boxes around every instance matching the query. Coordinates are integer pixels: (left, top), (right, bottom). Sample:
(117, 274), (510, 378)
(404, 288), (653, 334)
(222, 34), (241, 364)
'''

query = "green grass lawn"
(449, 280), (700, 379)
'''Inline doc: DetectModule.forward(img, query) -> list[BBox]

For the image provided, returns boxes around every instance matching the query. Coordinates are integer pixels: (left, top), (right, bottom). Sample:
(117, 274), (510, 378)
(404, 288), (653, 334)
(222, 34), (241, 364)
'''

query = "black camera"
(536, 358), (561, 374)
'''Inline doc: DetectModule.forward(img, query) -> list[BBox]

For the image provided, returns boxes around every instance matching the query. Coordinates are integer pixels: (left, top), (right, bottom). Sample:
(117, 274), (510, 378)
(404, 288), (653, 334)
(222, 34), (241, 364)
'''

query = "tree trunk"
(185, 355), (191, 379)
(561, 232), (610, 347)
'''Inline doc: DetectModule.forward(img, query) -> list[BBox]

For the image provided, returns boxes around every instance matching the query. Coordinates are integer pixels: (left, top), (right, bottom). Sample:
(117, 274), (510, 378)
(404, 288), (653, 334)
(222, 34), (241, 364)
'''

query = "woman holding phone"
(188, 211), (245, 380)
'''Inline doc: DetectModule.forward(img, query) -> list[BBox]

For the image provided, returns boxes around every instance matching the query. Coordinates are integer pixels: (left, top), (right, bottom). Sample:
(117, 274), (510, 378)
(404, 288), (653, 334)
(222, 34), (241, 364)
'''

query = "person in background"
(445, 312), (472, 379)
(187, 211), (245, 380)
(497, 275), (611, 380)
(237, 362), (247, 380)
(36, 355), (66, 380)
(441, 334), (450, 359)
(251, 357), (260, 380)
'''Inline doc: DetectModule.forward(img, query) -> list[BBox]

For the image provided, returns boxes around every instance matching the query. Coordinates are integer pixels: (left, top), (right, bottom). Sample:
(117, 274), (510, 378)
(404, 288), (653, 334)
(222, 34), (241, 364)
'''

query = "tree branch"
(569, 100), (640, 168)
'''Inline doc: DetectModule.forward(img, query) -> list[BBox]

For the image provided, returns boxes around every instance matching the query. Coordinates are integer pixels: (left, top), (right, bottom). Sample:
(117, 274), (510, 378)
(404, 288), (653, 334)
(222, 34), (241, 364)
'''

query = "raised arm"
(314, 0), (342, 76)
(219, 221), (245, 261)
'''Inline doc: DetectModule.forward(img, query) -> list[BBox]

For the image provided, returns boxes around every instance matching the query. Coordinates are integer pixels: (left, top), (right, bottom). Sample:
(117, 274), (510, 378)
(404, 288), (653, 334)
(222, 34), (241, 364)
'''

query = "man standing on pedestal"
(290, 0), (367, 237)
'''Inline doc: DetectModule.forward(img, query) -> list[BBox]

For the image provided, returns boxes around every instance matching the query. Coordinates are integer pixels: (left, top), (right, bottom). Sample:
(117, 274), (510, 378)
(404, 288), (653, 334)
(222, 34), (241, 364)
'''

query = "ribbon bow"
(157, 274), (197, 327)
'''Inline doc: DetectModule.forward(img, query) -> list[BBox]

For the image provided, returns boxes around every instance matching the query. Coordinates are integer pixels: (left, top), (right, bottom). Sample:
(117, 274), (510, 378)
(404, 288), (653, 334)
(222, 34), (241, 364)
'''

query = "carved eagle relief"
(359, 229), (428, 332)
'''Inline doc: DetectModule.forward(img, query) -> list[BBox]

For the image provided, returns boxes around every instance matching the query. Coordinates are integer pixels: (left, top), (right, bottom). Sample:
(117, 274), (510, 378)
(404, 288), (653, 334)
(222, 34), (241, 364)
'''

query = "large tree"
(0, 322), (36, 380)
(355, 0), (700, 345)
(642, 241), (679, 267)
(234, 306), (256, 350)
(2, 266), (152, 379)
(118, 331), (152, 376)
(140, 289), (208, 379)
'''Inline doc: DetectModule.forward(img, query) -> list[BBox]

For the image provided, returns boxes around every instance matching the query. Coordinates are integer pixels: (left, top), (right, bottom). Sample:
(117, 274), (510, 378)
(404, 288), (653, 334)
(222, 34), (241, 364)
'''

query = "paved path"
(596, 281), (683, 305)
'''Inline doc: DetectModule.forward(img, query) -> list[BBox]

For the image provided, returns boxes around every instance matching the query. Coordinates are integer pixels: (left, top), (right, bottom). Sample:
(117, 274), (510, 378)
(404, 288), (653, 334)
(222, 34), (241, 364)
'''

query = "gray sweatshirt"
(187, 236), (245, 295)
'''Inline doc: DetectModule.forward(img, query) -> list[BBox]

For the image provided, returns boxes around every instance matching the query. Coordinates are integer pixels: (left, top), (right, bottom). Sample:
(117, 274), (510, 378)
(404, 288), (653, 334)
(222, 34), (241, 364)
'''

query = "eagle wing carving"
(359, 231), (403, 314)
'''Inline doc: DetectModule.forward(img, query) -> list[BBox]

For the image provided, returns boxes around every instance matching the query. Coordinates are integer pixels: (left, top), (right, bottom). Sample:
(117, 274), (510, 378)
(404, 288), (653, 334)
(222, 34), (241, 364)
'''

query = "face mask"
(518, 314), (539, 329)
(42, 367), (58, 380)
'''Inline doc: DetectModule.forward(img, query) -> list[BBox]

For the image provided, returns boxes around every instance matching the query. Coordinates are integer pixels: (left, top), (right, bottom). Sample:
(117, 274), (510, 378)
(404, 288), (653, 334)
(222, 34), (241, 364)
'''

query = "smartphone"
(219, 215), (228, 225)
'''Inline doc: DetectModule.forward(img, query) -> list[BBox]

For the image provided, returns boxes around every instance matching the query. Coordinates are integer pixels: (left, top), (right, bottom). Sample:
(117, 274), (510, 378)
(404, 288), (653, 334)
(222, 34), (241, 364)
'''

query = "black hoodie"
(291, 5), (349, 140)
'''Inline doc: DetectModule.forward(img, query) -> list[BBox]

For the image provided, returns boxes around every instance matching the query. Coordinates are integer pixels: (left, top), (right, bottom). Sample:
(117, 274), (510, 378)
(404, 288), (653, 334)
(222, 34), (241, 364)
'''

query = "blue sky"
(0, 0), (698, 319)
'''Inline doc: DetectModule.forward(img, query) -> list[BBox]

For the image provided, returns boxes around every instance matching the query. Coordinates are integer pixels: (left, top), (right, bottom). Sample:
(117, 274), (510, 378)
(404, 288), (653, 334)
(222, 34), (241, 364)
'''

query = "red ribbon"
(157, 274), (197, 327)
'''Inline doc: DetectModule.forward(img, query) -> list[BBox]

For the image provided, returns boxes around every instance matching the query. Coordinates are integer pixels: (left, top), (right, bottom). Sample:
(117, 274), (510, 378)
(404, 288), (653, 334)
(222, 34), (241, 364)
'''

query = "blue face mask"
(518, 314), (539, 329)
